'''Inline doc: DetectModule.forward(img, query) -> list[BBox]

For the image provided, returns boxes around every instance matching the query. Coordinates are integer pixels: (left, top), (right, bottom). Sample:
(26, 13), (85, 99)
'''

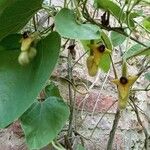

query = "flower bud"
(28, 47), (37, 59)
(18, 51), (30, 66)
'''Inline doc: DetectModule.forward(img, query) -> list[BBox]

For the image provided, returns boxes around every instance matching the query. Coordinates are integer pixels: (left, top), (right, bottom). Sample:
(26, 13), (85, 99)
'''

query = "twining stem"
(107, 109), (121, 150)
(67, 40), (75, 144)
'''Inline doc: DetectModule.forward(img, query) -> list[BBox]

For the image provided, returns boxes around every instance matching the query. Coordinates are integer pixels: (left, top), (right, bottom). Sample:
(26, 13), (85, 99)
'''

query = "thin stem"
(109, 54), (118, 79)
(107, 109), (121, 150)
(33, 15), (37, 31)
(71, 50), (88, 69)
(64, 0), (67, 8)
(67, 40), (75, 143)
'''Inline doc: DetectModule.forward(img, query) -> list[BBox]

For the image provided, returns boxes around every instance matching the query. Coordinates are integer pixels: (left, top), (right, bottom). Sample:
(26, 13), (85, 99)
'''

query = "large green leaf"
(0, 0), (43, 40)
(20, 97), (69, 149)
(110, 31), (126, 47)
(55, 8), (100, 40)
(0, 32), (61, 128)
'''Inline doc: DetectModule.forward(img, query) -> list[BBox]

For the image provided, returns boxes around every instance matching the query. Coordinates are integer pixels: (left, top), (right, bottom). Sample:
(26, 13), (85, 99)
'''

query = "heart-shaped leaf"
(55, 8), (100, 40)
(0, 31), (61, 128)
(0, 0), (43, 40)
(20, 97), (69, 149)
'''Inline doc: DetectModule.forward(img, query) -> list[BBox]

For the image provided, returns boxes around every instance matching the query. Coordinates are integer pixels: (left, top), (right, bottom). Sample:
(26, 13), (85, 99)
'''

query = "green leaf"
(55, 8), (100, 40)
(145, 72), (150, 81)
(45, 82), (61, 98)
(123, 43), (150, 60)
(0, 32), (61, 128)
(20, 97), (69, 149)
(143, 17), (150, 32)
(142, 0), (150, 4)
(0, 34), (21, 50)
(0, 0), (43, 40)
(110, 31), (126, 47)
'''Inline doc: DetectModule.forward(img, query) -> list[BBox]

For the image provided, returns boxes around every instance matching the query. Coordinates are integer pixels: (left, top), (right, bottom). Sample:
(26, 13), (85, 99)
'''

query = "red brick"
(76, 90), (117, 113)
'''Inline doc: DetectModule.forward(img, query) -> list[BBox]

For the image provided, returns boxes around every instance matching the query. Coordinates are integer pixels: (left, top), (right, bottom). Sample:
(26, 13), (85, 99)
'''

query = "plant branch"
(67, 40), (75, 144)
(107, 109), (121, 150)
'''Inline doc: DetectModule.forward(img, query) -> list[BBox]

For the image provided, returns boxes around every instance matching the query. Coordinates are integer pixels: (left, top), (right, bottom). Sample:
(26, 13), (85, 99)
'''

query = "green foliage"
(0, 0), (43, 40)
(0, 34), (21, 50)
(0, 32), (61, 128)
(20, 97), (69, 149)
(0, 0), (15, 14)
(95, 0), (134, 27)
(55, 8), (100, 39)
(143, 17), (150, 32)
(99, 31), (112, 72)
(0, 0), (149, 149)
(95, 0), (123, 19)
(123, 43), (150, 60)
(45, 82), (61, 98)
(110, 31), (126, 47)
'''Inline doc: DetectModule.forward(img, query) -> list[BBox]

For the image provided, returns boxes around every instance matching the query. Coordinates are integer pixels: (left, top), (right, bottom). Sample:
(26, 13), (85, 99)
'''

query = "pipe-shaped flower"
(88, 43), (111, 65)
(112, 76), (138, 109)
(18, 32), (38, 66)
(86, 55), (98, 76)
(20, 31), (39, 52)
(86, 43), (111, 76)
